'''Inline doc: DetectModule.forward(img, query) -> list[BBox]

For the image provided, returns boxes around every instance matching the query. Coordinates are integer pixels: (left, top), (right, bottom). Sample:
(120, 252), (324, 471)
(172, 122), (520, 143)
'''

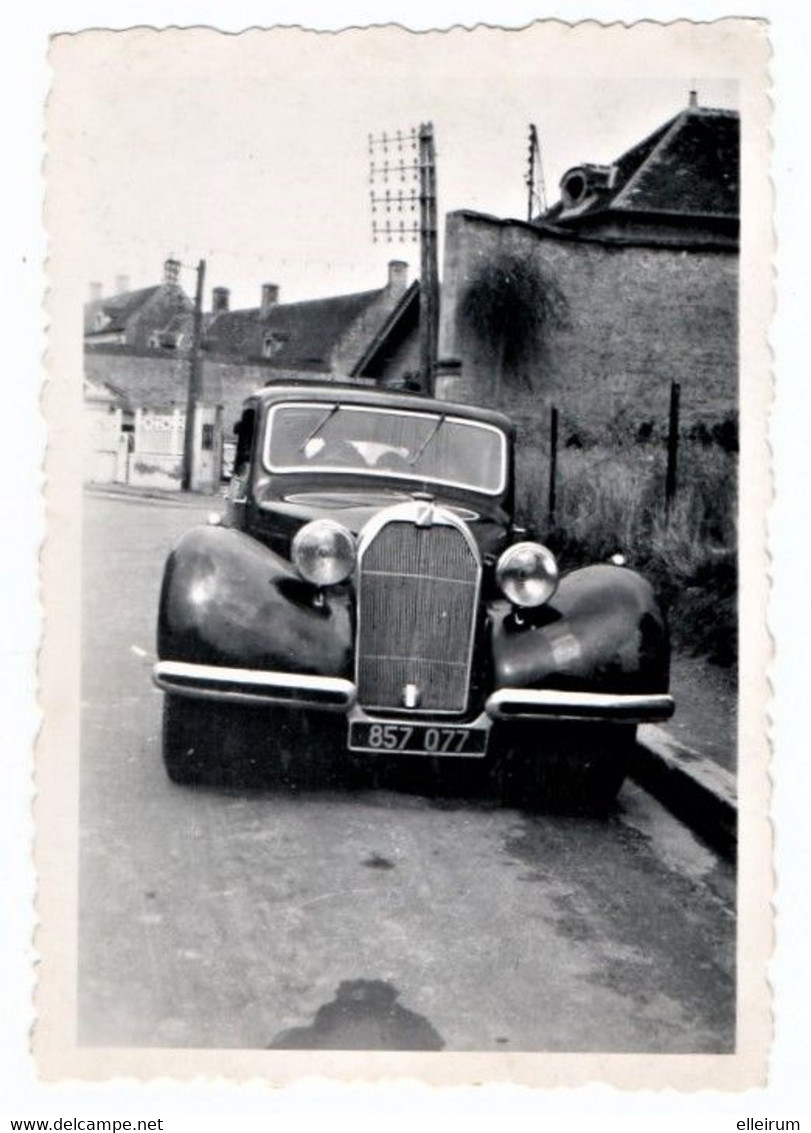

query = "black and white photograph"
(37, 18), (771, 1086)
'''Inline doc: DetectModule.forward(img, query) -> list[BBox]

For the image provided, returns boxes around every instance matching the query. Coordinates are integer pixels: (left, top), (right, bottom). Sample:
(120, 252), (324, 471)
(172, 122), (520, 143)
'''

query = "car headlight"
(496, 541), (559, 608)
(292, 519), (356, 587)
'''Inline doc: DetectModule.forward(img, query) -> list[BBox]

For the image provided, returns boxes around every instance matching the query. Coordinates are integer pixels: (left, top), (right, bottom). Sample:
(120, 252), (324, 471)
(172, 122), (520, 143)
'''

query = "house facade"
(83, 259), (416, 490)
(349, 279), (421, 388)
(84, 258), (194, 351)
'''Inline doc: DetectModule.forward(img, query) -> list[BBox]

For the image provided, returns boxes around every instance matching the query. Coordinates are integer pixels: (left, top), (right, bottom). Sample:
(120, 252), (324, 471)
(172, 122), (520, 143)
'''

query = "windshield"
(264, 402), (507, 496)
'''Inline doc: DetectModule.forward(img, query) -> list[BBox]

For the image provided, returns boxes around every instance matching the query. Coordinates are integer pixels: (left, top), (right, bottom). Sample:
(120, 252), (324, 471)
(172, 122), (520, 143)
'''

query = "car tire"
(494, 721), (635, 814)
(162, 694), (219, 784)
(162, 694), (350, 788)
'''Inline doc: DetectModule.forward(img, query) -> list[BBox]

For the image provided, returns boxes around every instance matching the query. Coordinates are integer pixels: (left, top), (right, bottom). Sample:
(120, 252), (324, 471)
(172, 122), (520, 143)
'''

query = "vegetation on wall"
(460, 250), (568, 403)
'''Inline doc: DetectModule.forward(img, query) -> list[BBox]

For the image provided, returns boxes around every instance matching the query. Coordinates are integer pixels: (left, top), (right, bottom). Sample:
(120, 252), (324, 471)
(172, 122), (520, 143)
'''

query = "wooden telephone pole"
(418, 122), (439, 396)
(181, 258), (206, 491)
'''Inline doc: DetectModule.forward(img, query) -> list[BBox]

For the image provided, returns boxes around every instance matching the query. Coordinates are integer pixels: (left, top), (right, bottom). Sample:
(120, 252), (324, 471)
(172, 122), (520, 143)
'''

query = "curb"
(630, 724), (737, 859)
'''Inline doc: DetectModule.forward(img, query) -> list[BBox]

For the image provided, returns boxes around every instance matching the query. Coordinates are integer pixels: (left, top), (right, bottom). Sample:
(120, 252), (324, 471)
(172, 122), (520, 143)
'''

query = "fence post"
(548, 404), (559, 526)
(665, 381), (681, 520)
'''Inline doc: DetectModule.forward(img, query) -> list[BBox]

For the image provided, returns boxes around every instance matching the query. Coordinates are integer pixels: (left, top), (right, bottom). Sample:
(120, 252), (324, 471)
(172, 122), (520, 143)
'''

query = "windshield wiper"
(409, 413), (446, 467)
(298, 403), (340, 452)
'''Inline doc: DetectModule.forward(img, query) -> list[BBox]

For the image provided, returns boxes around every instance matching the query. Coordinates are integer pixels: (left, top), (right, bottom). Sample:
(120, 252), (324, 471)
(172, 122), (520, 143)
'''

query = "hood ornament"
(412, 492), (436, 528)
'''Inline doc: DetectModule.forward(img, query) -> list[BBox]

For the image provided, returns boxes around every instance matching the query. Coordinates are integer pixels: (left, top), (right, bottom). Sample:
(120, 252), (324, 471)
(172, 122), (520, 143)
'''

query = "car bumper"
(484, 687), (674, 723)
(153, 661), (674, 724)
(152, 660), (356, 711)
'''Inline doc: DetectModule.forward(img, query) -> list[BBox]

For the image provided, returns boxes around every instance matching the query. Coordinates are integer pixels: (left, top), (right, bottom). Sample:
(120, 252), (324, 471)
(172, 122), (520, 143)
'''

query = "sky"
(50, 24), (741, 311)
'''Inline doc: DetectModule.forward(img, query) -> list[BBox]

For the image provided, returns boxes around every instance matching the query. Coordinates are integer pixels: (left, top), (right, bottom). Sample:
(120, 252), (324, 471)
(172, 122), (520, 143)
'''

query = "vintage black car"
(153, 382), (674, 807)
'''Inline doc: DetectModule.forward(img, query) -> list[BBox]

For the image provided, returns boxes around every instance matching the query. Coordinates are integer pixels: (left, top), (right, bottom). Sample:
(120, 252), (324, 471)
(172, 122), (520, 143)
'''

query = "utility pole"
(181, 258), (206, 492)
(418, 122), (439, 396)
(526, 124), (547, 222)
(665, 380), (681, 520)
(548, 404), (559, 525)
(368, 122), (439, 395)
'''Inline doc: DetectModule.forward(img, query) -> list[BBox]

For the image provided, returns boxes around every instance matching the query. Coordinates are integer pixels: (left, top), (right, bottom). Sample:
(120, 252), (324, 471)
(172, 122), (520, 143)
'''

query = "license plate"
(348, 720), (488, 757)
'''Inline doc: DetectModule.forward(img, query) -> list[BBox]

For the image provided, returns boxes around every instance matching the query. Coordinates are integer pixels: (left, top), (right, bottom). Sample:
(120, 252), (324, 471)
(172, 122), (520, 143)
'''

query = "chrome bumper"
(153, 661), (673, 724)
(485, 688), (674, 723)
(152, 661), (356, 712)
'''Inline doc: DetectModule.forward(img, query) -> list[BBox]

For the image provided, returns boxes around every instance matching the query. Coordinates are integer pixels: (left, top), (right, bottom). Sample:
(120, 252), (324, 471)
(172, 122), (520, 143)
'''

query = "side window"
(227, 407), (256, 503)
(234, 408), (256, 472)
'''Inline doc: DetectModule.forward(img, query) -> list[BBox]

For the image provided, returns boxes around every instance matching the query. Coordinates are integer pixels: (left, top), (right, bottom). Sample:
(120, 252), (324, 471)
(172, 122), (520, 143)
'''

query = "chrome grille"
(356, 514), (480, 713)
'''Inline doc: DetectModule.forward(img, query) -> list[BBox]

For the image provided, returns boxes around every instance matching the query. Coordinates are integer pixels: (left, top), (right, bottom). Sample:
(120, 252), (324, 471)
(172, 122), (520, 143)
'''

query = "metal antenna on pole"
(368, 122), (439, 394)
(526, 124), (547, 221)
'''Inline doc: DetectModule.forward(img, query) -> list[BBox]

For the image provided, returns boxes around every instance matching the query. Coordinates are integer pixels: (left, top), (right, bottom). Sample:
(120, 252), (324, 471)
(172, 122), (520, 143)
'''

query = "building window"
(262, 332), (287, 359)
(150, 330), (184, 350)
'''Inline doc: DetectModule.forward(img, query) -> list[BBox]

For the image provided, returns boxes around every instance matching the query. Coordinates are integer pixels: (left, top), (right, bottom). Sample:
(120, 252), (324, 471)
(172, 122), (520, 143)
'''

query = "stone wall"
(375, 326), (422, 388)
(438, 210), (738, 435)
(84, 349), (349, 440)
(84, 350), (189, 410)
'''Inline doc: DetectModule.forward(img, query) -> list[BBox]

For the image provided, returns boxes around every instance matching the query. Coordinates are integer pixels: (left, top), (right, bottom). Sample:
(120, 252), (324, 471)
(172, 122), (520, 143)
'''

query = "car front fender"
(156, 525), (353, 677)
(490, 564), (669, 695)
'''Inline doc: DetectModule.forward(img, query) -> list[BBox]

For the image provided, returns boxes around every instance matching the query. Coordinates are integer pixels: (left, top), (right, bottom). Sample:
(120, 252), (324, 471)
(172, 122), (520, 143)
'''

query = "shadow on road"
(268, 978), (445, 1051)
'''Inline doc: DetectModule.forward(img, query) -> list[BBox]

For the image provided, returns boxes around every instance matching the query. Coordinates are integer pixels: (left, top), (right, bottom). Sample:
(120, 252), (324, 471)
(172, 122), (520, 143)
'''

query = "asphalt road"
(79, 490), (736, 1053)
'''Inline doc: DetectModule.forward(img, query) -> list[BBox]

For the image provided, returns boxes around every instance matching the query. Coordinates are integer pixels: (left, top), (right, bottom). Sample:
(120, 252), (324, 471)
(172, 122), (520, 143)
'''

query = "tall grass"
(515, 434), (738, 667)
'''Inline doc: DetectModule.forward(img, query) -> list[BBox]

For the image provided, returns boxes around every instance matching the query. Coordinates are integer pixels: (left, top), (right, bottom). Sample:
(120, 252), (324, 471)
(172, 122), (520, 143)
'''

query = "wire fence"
(513, 384), (738, 576)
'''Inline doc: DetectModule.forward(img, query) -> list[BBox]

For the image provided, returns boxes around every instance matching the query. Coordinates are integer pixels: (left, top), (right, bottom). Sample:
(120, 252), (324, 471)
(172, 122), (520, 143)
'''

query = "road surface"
(78, 490), (735, 1052)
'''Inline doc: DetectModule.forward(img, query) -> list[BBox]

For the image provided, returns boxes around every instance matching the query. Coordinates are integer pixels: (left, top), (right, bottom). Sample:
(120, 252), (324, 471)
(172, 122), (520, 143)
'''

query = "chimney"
(261, 283), (279, 315)
(212, 286), (230, 314)
(387, 260), (409, 293)
(688, 88), (698, 109)
(89, 281), (102, 302)
(164, 258), (180, 285)
(114, 274), (130, 294)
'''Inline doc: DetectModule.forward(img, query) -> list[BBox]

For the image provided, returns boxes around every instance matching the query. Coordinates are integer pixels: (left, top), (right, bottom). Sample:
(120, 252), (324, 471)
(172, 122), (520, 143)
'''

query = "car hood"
(257, 489), (510, 559)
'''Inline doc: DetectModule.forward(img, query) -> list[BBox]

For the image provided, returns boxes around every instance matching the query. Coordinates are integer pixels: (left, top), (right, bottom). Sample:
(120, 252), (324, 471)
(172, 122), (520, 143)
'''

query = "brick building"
(436, 102), (740, 435)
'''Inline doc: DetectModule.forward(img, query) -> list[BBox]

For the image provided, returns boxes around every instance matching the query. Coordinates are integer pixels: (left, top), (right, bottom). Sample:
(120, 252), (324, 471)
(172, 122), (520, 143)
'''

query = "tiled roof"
(543, 107), (739, 227)
(204, 289), (385, 370)
(84, 286), (161, 335)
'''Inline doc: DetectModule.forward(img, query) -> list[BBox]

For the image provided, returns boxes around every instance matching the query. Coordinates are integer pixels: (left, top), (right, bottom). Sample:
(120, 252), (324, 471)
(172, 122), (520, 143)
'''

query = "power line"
(368, 127), (420, 244)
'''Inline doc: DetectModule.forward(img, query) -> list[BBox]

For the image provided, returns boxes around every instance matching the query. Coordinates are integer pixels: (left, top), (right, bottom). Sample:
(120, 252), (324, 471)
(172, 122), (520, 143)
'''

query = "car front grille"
(356, 514), (480, 714)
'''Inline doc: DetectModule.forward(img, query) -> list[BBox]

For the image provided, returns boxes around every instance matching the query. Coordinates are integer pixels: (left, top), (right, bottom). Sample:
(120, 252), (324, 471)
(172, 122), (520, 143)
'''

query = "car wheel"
(161, 694), (220, 784)
(493, 721), (635, 814)
(162, 695), (349, 788)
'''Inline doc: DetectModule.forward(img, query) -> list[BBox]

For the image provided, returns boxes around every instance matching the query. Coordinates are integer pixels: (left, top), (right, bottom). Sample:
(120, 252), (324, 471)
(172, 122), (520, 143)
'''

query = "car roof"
(250, 380), (515, 435)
